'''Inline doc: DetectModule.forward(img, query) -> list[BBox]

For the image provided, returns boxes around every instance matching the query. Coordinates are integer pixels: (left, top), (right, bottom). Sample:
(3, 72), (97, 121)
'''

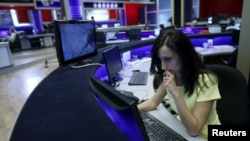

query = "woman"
(138, 29), (221, 139)
(8, 27), (17, 43)
(226, 18), (240, 31)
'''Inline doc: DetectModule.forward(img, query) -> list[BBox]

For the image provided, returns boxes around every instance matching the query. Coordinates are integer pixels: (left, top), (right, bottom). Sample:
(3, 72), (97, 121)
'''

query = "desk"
(0, 42), (13, 68)
(19, 33), (54, 49)
(97, 24), (145, 32)
(26, 33), (54, 47)
(106, 36), (156, 45)
(195, 45), (236, 62)
(117, 58), (205, 141)
(9, 66), (129, 141)
(10, 40), (205, 141)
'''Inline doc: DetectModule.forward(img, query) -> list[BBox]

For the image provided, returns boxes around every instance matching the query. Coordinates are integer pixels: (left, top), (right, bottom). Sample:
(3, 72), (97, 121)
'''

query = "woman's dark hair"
(150, 29), (214, 96)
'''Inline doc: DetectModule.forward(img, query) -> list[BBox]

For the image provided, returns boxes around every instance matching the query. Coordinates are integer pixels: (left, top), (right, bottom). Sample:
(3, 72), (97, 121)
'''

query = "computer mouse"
(132, 70), (140, 72)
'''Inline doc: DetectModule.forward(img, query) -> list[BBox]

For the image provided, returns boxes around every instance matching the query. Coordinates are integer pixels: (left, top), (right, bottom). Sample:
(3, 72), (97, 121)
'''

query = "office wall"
(125, 3), (145, 25)
(199, 0), (243, 18)
(237, 0), (250, 83)
(109, 9), (117, 20)
(0, 6), (53, 23)
(0, 6), (34, 23)
(41, 10), (53, 22)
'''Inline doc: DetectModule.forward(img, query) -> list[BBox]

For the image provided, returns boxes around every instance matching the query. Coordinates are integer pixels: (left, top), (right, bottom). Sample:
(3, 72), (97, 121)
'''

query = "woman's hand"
(163, 71), (179, 98)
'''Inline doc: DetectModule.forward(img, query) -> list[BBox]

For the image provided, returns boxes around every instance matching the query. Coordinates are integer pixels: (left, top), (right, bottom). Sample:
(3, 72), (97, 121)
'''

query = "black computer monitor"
(89, 75), (149, 141)
(96, 31), (106, 48)
(24, 29), (34, 35)
(102, 46), (123, 85)
(126, 28), (141, 41)
(54, 20), (97, 67)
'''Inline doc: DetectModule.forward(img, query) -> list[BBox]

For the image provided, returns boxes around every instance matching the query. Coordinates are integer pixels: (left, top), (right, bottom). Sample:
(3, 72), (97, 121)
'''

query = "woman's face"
(158, 45), (182, 75)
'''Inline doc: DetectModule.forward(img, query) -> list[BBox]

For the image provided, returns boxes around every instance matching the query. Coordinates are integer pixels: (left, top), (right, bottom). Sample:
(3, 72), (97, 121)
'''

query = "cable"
(69, 63), (103, 69)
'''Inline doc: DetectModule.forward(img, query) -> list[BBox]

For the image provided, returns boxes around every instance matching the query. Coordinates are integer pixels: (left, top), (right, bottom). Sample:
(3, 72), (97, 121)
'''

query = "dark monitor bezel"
(53, 20), (97, 67)
(102, 46), (123, 84)
(88, 75), (149, 141)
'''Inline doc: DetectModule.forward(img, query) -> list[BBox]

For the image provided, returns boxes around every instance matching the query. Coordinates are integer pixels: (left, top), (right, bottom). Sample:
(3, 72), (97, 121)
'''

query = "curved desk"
(0, 42), (13, 68)
(10, 39), (204, 141)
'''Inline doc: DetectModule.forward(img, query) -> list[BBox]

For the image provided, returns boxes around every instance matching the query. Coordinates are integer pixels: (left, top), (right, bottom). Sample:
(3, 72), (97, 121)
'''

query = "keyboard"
(141, 112), (187, 141)
(128, 72), (148, 85)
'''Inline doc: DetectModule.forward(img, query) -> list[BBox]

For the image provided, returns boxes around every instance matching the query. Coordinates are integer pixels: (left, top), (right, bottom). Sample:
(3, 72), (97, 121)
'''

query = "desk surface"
(195, 45), (235, 56)
(26, 33), (54, 38)
(9, 66), (129, 141)
(106, 36), (156, 44)
(117, 58), (205, 141)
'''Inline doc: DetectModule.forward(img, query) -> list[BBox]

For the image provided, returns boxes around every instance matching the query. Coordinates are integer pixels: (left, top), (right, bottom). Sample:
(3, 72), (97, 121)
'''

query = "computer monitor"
(105, 31), (118, 40)
(208, 17), (213, 24)
(53, 20), (97, 67)
(102, 46), (123, 85)
(114, 23), (120, 27)
(96, 31), (106, 48)
(208, 25), (221, 33)
(126, 28), (141, 41)
(101, 24), (108, 28)
(24, 29), (34, 35)
(154, 28), (160, 36)
(89, 75), (149, 141)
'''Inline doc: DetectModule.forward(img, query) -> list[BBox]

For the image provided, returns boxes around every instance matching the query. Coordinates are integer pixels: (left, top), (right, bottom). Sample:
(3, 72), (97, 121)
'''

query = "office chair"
(231, 29), (240, 46)
(126, 28), (141, 41)
(9, 34), (22, 52)
(206, 64), (250, 125)
(96, 31), (107, 48)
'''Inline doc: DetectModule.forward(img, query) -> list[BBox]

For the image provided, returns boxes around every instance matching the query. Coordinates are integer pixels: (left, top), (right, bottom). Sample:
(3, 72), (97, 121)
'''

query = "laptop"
(89, 75), (187, 141)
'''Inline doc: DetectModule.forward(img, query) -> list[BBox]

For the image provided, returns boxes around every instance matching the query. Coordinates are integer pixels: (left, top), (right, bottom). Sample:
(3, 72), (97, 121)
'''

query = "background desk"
(106, 37), (156, 45)
(20, 34), (54, 50)
(195, 45), (236, 62)
(0, 42), (13, 68)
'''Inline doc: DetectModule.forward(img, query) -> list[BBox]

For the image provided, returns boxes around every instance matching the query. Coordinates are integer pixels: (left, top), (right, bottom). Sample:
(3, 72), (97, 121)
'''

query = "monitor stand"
(104, 75), (123, 87)
(69, 59), (92, 68)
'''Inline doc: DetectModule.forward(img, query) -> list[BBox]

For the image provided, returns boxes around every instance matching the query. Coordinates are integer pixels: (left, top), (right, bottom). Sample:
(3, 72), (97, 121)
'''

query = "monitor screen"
(0, 10), (13, 26)
(102, 46), (123, 84)
(54, 20), (97, 66)
(105, 31), (118, 40)
(89, 75), (149, 141)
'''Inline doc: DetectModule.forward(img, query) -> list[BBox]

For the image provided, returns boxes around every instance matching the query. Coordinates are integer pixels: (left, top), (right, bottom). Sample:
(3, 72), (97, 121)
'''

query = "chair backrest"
(227, 48), (238, 68)
(126, 28), (141, 41)
(206, 64), (250, 125)
(232, 29), (240, 45)
(9, 34), (21, 52)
